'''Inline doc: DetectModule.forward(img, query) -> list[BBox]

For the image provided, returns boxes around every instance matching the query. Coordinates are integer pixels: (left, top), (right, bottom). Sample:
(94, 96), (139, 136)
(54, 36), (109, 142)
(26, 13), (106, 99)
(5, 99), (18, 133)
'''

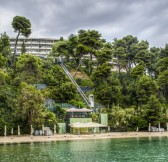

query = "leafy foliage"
(0, 24), (168, 134)
(12, 15), (31, 64)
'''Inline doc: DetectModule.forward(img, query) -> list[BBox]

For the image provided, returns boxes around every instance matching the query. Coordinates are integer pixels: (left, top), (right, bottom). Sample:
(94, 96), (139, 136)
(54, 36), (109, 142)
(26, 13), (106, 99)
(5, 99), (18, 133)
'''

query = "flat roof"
(66, 108), (92, 113)
(9, 37), (58, 40)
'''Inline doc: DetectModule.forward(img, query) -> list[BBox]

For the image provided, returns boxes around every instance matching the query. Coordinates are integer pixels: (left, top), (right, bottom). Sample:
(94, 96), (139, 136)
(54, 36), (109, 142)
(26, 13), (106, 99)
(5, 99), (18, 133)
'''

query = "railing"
(59, 63), (91, 108)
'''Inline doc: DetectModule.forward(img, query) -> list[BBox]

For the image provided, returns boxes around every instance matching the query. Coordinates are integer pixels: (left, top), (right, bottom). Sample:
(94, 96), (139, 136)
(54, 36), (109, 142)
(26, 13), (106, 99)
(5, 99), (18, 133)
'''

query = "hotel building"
(10, 37), (126, 72)
(10, 37), (58, 58)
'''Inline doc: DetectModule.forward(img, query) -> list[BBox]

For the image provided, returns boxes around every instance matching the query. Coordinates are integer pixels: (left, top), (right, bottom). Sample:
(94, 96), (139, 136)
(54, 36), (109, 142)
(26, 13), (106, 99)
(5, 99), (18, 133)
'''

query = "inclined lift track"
(57, 57), (93, 109)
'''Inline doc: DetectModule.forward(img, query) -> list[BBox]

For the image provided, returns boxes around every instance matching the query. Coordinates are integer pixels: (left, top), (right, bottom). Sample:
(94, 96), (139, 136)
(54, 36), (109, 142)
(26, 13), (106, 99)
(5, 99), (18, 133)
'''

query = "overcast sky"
(0, 0), (168, 47)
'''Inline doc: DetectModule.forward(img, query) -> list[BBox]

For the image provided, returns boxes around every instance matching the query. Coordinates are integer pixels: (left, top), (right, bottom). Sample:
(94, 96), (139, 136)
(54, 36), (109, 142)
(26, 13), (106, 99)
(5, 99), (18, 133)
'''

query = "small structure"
(66, 108), (92, 119)
(149, 126), (165, 132)
(69, 122), (107, 135)
(43, 127), (52, 136)
(66, 108), (108, 134)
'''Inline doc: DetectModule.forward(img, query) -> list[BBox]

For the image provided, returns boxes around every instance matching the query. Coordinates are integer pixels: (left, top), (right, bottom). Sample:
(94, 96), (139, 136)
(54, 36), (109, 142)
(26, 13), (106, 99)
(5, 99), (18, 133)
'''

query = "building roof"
(10, 37), (58, 41)
(69, 122), (107, 128)
(66, 108), (92, 113)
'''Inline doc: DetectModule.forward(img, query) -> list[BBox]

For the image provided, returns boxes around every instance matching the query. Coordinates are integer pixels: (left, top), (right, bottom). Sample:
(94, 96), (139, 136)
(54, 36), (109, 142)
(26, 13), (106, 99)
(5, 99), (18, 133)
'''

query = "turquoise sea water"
(0, 137), (168, 162)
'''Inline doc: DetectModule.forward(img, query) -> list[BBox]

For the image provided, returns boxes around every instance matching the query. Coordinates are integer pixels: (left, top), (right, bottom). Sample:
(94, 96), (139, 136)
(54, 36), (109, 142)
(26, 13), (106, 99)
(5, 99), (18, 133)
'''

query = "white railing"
(60, 63), (91, 108)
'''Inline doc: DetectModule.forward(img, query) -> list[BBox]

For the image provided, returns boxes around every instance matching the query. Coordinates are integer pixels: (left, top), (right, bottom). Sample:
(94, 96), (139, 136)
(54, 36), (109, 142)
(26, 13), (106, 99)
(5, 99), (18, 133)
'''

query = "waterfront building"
(65, 108), (107, 134)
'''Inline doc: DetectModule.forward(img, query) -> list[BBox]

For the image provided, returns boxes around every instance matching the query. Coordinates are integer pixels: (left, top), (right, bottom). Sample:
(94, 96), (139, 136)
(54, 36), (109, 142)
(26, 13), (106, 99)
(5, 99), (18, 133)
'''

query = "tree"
(67, 34), (81, 66)
(96, 43), (112, 65)
(78, 29), (104, 75)
(157, 57), (168, 102)
(0, 69), (9, 86)
(43, 65), (68, 86)
(92, 69), (121, 107)
(21, 42), (26, 54)
(51, 40), (69, 58)
(113, 39), (127, 74)
(142, 95), (162, 125)
(0, 32), (11, 66)
(160, 44), (168, 58)
(136, 75), (159, 105)
(109, 105), (126, 129)
(157, 57), (168, 73)
(134, 40), (150, 64)
(15, 54), (43, 84)
(49, 82), (77, 102)
(157, 70), (168, 102)
(12, 16), (31, 64)
(130, 61), (145, 78)
(91, 63), (111, 87)
(113, 35), (139, 75)
(0, 54), (7, 68)
(147, 47), (160, 77)
(15, 82), (44, 126)
(51, 34), (84, 69)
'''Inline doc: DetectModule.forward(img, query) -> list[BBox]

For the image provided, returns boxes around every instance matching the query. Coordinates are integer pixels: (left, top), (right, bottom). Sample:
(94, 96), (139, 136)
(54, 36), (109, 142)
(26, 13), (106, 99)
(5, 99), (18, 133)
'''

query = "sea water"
(0, 136), (168, 162)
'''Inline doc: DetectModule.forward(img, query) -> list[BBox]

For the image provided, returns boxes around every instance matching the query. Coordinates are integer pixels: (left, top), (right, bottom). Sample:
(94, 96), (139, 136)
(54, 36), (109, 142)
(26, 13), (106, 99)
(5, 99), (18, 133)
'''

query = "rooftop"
(66, 108), (92, 113)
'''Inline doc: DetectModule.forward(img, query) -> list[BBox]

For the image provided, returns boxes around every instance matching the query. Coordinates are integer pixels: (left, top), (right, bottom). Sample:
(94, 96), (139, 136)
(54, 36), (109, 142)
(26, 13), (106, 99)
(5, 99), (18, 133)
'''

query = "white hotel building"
(10, 38), (58, 58)
(10, 37), (125, 72)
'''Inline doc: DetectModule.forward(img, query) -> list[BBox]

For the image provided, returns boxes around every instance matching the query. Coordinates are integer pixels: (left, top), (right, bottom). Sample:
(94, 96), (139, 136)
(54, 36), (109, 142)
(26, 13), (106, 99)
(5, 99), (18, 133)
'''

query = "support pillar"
(148, 123), (151, 132)
(4, 125), (6, 137)
(18, 125), (20, 136)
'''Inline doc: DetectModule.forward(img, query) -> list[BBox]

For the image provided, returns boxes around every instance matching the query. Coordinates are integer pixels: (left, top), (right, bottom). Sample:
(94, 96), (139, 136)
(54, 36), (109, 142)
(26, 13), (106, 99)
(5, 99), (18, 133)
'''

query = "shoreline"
(0, 132), (168, 144)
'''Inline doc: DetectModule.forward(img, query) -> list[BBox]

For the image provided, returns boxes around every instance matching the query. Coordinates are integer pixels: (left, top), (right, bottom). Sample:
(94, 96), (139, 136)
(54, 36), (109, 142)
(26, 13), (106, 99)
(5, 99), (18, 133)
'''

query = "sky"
(0, 0), (168, 47)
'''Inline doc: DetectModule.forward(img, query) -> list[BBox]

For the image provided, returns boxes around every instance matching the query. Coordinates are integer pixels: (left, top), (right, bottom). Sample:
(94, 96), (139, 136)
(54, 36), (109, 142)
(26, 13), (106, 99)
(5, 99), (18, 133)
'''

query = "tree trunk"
(13, 31), (20, 65)
(89, 53), (93, 76)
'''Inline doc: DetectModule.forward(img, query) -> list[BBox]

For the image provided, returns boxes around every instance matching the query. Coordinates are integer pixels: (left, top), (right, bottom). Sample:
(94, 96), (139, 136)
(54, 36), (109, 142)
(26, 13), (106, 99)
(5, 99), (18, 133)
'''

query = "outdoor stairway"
(59, 63), (91, 108)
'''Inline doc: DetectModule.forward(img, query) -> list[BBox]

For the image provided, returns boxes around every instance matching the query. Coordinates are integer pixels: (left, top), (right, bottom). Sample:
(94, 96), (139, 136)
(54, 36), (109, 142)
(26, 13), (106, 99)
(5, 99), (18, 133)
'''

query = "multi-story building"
(10, 37), (58, 58)
(10, 37), (126, 72)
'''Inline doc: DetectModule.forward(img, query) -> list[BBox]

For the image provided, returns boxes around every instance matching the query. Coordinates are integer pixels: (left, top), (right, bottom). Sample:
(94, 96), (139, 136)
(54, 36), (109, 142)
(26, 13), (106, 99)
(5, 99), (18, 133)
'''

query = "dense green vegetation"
(51, 30), (168, 131)
(0, 16), (167, 135)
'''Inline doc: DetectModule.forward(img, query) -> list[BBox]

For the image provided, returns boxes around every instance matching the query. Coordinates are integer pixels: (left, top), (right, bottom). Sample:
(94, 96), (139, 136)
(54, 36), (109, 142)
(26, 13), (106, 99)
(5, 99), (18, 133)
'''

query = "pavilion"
(66, 108), (107, 134)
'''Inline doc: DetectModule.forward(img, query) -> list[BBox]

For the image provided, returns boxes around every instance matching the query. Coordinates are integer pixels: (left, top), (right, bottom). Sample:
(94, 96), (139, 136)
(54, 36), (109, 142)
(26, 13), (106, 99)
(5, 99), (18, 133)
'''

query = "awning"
(66, 108), (92, 113)
(69, 122), (107, 128)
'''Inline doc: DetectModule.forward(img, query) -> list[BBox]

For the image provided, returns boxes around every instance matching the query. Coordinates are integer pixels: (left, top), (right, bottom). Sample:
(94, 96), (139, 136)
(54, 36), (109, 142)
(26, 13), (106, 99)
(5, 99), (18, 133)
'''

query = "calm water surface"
(0, 137), (168, 162)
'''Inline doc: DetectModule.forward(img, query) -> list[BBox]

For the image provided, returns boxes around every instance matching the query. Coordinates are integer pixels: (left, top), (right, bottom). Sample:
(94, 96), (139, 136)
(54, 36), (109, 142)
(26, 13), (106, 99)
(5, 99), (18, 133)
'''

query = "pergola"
(69, 122), (107, 135)
(69, 122), (107, 128)
(66, 108), (92, 113)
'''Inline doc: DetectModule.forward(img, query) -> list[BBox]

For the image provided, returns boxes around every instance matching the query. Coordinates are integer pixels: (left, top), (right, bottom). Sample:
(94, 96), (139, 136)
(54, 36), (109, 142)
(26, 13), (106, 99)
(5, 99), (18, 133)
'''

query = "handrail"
(60, 63), (91, 107)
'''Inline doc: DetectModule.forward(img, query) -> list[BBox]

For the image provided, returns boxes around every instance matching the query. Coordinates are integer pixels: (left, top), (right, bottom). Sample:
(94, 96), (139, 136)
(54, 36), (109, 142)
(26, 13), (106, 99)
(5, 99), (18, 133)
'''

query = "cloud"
(0, 0), (168, 47)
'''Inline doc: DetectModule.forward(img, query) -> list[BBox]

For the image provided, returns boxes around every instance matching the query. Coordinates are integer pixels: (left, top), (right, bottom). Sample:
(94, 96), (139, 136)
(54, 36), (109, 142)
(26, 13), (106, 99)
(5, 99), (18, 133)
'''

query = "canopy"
(69, 122), (107, 128)
(66, 108), (92, 113)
